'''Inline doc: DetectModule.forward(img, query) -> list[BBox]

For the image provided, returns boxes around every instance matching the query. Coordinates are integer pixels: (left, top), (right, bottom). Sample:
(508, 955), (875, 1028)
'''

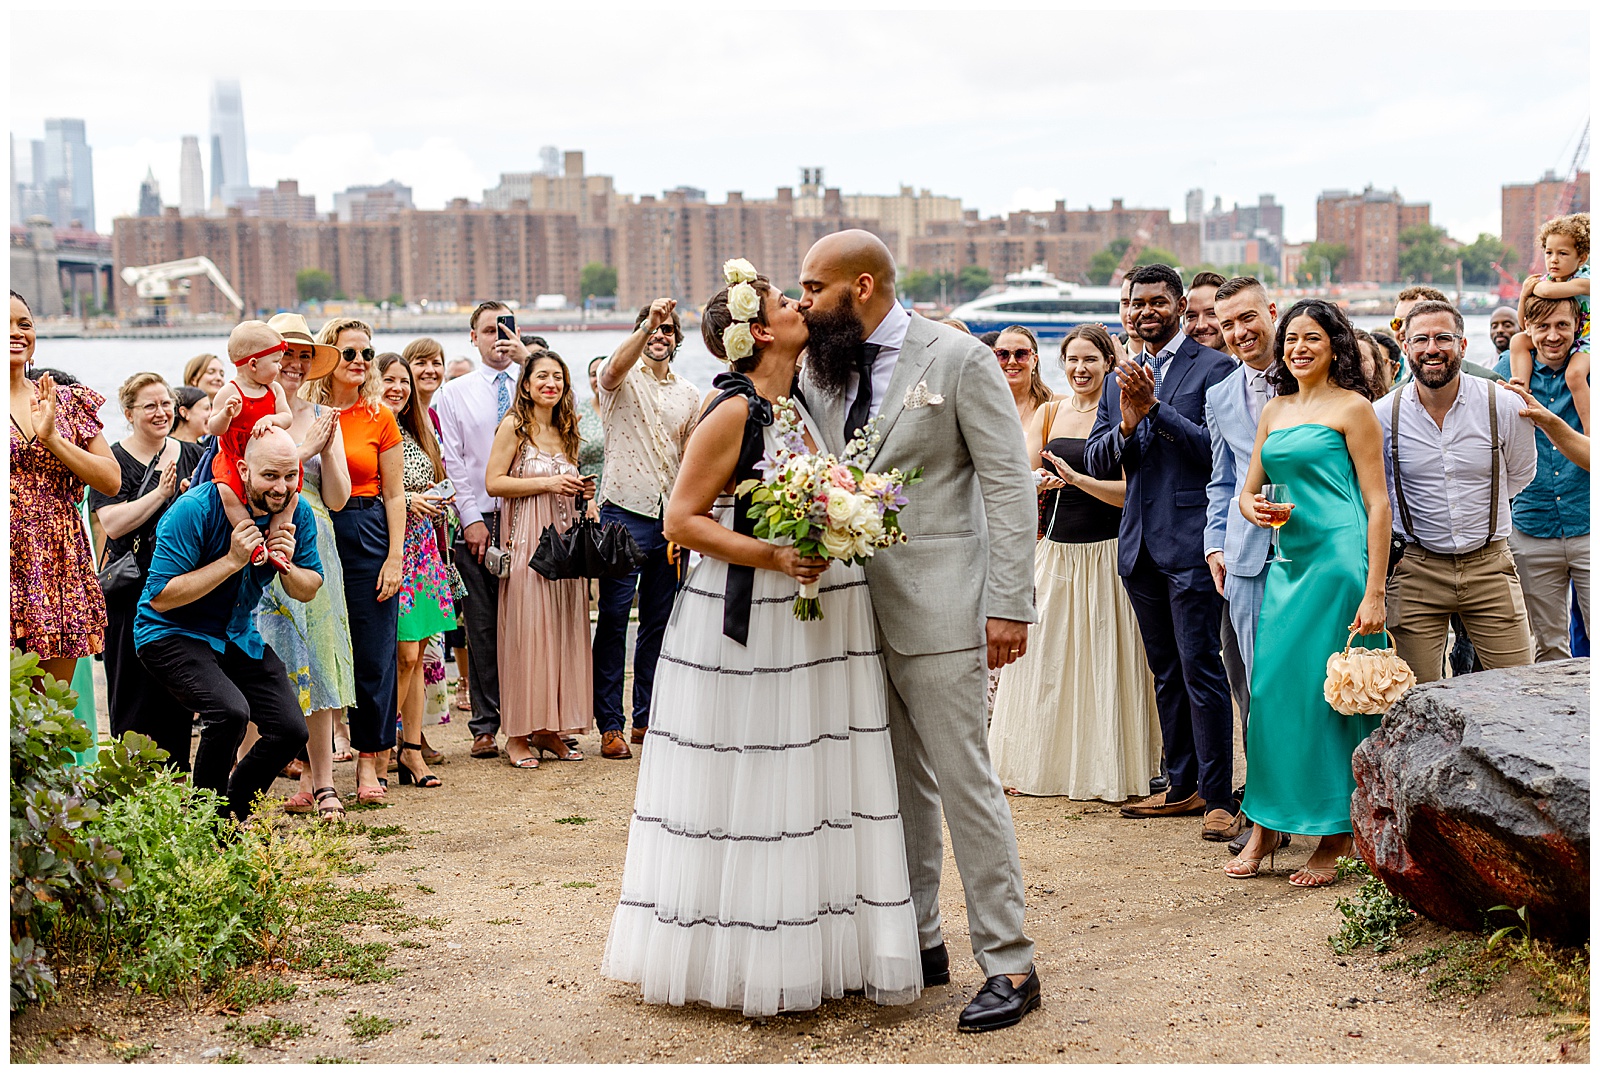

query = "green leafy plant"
(553, 815), (591, 825)
(225, 1016), (311, 1048)
(1328, 857), (1415, 954)
(345, 1012), (403, 1042)
(1486, 904), (1531, 953)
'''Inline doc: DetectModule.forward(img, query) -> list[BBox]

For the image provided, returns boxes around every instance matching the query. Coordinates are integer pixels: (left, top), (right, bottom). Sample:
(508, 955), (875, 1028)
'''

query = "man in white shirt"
(434, 301), (528, 758)
(1375, 299), (1537, 681)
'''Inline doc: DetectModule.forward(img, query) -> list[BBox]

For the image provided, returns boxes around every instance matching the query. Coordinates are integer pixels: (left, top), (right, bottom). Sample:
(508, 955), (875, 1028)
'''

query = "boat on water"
(947, 264), (1122, 341)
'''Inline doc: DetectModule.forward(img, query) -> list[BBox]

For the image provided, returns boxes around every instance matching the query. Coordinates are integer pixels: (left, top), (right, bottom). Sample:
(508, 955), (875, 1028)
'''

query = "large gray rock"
(1350, 660), (1589, 944)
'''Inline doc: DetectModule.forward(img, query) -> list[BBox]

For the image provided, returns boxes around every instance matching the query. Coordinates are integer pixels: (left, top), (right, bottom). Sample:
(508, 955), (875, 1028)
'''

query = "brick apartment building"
(1315, 186), (1431, 284)
(1502, 169), (1591, 273)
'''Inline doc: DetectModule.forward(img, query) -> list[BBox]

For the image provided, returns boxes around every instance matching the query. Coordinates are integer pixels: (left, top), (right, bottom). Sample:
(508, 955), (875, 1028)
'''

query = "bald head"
(238, 427), (302, 516)
(1488, 305), (1519, 352)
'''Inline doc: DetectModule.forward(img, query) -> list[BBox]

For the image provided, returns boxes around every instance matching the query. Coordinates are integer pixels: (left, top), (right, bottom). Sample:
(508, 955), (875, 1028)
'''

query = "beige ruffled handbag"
(1324, 630), (1417, 716)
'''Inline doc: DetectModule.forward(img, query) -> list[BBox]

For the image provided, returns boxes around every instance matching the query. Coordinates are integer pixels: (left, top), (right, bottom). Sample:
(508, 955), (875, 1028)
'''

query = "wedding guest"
(1371, 329), (1404, 389)
(447, 356), (475, 381)
(593, 299), (701, 759)
(993, 325), (1057, 431)
(90, 372), (203, 765)
(1182, 271), (1226, 351)
(1493, 296), (1590, 662)
(9, 290), (121, 688)
(1354, 329), (1392, 398)
(989, 324), (1159, 800)
(436, 302), (528, 759)
(401, 337), (455, 754)
(1227, 299), (1392, 888)
(173, 386), (212, 443)
(941, 318), (972, 334)
(1391, 287), (1503, 384)
(306, 317), (405, 804)
(577, 356), (606, 487)
(403, 337), (447, 417)
(485, 351), (594, 768)
(183, 352), (229, 400)
(378, 354), (453, 787)
(257, 312), (354, 818)
(1377, 299), (1537, 681)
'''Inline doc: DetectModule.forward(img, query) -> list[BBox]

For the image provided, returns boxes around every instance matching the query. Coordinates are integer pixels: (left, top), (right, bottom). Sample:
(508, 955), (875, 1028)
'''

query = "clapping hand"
(304, 406), (339, 455)
(31, 374), (59, 445)
(1115, 362), (1156, 434)
(1040, 450), (1079, 488)
(154, 457), (179, 501)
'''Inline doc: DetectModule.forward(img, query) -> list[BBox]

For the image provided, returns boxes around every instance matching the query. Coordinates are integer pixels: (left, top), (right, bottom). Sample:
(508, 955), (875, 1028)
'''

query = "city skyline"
(10, 8), (1590, 246)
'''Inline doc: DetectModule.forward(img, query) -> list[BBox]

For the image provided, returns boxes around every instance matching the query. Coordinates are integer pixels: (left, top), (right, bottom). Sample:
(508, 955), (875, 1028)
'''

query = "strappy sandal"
(1289, 864), (1338, 888)
(397, 742), (443, 788)
(419, 733), (445, 766)
(532, 733), (584, 762)
(1224, 846), (1277, 879)
(314, 786), (345, 822)
(507, 755), (539, 769)
(356, 752), (388, 804)
(282, 789), (315, 814)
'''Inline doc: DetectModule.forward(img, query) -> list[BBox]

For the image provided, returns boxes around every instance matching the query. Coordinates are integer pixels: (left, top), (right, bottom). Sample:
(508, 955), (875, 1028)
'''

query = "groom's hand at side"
(986, 618), (1029, 670)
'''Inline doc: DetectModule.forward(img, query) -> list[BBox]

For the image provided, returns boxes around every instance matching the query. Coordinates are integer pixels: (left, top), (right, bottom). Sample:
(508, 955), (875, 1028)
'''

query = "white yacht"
(947, 264), (1122, 341)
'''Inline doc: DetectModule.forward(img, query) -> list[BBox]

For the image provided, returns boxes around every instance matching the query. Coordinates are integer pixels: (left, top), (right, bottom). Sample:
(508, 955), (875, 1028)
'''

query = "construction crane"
(1109, 211), (1161, 285)
(1555, 119), (1590, 217)
(119, 256), (244, 324)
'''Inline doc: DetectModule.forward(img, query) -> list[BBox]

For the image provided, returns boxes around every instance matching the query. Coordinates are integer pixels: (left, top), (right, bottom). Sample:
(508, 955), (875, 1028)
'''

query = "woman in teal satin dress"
(1228, 299), (1393, 888)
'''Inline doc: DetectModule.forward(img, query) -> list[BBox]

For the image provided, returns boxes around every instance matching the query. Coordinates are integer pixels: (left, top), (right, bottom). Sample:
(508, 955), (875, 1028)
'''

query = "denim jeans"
(591, 503), (679, 735)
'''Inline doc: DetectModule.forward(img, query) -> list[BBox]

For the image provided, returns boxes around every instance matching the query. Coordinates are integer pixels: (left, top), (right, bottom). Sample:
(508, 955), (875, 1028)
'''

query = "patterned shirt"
(596, 362), (700, 519)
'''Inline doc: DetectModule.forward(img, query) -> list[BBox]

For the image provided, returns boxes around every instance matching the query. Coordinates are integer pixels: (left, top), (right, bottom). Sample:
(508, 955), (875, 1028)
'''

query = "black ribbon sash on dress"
(701, 371), (775, 645)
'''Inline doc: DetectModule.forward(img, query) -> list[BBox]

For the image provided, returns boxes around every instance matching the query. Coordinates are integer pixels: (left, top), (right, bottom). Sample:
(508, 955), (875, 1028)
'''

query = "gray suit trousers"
(881, 633), (1034, 977)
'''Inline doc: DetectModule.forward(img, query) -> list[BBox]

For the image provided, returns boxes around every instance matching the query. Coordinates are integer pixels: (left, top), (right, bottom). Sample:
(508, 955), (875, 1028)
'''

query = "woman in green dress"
(1228, 299), (1392, 888)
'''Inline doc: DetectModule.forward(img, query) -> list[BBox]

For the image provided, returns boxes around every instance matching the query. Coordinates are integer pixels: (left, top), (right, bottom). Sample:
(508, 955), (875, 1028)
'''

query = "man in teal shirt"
(1495, 295), (1589, 661)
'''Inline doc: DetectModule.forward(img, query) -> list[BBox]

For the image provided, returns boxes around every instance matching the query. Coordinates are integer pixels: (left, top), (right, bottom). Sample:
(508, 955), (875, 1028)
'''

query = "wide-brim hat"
(267, 312), (341, 380)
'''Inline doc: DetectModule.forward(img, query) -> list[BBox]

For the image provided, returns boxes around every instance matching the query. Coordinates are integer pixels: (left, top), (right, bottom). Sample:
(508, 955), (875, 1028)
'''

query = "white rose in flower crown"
(825, 487), (855, 525)
(821, 525), (855, 559)
(723, 258), (758, 285)
(722, 321), (755, 362)
(727, 282), (762, 322)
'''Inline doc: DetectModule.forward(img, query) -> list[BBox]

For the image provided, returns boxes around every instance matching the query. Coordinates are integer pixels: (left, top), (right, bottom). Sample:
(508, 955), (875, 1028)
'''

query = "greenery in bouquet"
(735, 400), (922, 620)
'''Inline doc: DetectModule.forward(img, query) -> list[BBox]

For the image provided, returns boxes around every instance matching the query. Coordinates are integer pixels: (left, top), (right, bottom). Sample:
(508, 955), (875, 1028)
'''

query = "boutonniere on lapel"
(903, 381), (944, 410)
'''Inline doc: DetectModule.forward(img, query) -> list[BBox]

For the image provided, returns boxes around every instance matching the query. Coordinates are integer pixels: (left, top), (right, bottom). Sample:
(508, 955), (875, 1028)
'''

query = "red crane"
(1110, 211), (1161, 285)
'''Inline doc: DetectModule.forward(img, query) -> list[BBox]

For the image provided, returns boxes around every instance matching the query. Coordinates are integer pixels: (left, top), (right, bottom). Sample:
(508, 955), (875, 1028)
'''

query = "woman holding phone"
(380, 354), (455, 788)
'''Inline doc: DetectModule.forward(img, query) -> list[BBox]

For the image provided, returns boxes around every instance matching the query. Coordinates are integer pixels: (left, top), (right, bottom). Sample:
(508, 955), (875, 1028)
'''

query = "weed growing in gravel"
(214, 973), (297, 1011)
(421, 1030), (441, 1040)
(1390, 936), (1510, 997)
(218, 1051), (244, 1063)
(561, 881), (597, 889)
(225, 1017), (311, 1048)
(554, 815), (591, 825)
(398, 940), (424, 950)
(1328, 857), (1415, 954)
(311, 1056), (354, 1063)
(109, 1040), (154, 1061)
(346, 1012), (404, 1042)
(486, 918), (518, 926)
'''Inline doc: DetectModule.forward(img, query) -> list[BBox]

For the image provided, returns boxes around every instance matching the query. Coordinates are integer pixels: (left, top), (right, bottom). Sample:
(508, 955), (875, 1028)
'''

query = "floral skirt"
(398, 515), (457, 642)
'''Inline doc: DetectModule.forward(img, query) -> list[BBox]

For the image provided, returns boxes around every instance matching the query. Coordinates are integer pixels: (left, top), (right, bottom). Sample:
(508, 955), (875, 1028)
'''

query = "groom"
(798, 230), (1041, 1032)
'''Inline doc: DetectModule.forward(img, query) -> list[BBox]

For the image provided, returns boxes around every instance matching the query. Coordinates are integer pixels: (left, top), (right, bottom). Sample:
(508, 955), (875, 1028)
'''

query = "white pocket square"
(903, 381), (944, 410)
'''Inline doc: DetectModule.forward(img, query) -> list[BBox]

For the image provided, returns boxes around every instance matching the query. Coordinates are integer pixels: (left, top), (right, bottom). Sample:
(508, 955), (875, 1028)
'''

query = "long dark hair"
(1266, 299), (1368, 397)
(377, 353), (444, 481)
(509, 350), (582, 464)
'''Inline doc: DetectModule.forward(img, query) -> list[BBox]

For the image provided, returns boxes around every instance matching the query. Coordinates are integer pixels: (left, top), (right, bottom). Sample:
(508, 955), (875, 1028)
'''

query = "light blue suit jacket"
(1204, 366), (1273, 580)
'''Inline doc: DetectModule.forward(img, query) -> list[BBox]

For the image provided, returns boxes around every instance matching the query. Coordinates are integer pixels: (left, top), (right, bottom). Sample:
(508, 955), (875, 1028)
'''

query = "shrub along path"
(10, 715), (1585, 1064)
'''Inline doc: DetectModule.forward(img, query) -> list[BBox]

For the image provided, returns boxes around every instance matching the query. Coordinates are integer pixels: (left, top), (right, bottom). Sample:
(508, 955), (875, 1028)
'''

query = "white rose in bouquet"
(849, 492), (879, 529)
(727, 282), (762, 321)
(821, 525), (855, 559)
(826, 488), (855, 525)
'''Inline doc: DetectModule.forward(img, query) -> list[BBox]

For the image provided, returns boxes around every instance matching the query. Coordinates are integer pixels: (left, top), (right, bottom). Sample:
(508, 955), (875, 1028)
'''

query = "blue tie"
(495, 371), (511, 423)
(1150, 351), (1165, 397)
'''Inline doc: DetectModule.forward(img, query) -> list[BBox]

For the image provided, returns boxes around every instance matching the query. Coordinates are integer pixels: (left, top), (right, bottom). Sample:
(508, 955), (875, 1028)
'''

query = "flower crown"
(719, 258), (762, 364)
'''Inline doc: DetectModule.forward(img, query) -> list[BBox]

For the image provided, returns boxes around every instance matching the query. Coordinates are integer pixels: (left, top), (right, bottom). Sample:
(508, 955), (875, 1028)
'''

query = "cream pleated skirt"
(988, 537), (1162, 801)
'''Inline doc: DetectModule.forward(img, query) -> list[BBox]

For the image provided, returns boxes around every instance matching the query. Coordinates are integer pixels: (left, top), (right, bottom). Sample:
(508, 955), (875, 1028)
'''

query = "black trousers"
(104, 590), (193, 771)
(1121, 547), (1235, 811)
(331, 496), (401, 752)
(454, 510), (502, 738)
(136, 634), (308, 820)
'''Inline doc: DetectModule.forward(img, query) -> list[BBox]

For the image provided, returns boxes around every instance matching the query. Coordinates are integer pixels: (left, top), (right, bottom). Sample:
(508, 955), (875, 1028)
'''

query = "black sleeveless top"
(1041, 436), (1121, 545)
(699, 371), (779, 646)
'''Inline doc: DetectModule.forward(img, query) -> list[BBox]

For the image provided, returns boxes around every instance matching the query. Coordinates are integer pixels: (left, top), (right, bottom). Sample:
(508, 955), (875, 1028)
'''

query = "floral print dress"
(397, 430), (457, 642)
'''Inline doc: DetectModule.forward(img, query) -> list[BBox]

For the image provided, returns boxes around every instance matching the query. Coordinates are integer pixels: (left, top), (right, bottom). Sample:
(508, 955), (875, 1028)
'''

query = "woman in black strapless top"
(988, 324), (1163, 802)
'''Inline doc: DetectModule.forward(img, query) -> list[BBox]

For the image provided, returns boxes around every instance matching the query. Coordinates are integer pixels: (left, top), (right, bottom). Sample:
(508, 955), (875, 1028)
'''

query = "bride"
(600, 265), (922, 1016)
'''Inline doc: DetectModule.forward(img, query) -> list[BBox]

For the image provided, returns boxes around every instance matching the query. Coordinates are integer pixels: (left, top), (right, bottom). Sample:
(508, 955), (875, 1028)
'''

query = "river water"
(38, 315), (1497, 440)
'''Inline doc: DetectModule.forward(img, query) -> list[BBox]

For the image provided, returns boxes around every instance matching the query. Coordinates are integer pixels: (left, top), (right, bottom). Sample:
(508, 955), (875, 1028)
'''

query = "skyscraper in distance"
(179, 135), (204, 216)
(42, 118), (95, 231)
(208, 78), (250, 209)
(138, 167), (162, 217)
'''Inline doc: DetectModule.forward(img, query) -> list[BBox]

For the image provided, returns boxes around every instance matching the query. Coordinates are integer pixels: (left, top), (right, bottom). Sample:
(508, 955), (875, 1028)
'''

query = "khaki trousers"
(1386, 539), (1532, 684)
(1508, 528), (1591, 663)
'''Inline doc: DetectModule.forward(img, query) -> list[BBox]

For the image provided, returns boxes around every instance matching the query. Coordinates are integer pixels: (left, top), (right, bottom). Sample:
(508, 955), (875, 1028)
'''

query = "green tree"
(1457, 233), (1519, 287)
(295, 268), (335, 304)
(956, 265), (992, 302)
(900, 269), (940, 303)
(384, 294), (404, 308)
(1087, 240), (1130, 286)
(1398, 225), (1454, 284)
(579, 262), (618, 298)
(1300, 242), (1349, 284)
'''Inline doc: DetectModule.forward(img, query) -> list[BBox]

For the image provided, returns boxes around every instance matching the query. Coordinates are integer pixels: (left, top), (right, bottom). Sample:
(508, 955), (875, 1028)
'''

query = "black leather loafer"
(920, 942), (950, 986)
(957, 967), (1041, 1032)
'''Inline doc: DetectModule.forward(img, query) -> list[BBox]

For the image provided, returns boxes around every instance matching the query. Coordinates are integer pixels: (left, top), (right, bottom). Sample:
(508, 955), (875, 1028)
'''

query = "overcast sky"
(11, 6), (1592, 245)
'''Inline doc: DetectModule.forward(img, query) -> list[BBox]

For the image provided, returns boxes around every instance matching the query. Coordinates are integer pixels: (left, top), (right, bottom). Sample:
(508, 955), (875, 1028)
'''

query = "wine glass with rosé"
(1259, 483), (1293, 562)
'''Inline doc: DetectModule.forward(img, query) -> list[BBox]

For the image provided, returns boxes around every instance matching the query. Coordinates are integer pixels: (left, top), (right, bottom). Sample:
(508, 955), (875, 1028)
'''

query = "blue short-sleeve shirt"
(134, 483), (322, 657)
(1493, 352), (1590, 539)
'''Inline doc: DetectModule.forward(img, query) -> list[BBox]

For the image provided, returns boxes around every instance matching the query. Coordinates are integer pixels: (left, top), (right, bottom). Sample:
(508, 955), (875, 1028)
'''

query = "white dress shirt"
(1373, 373), (1536, 555)
(1242, 364), (1272, 423)
(844, 301), (912, 421)
(434, 359), (521, 529)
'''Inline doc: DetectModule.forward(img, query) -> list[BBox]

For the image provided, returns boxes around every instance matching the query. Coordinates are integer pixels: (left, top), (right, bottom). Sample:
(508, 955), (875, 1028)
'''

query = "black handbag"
(529, 496), (644, 581)
(97, 448), (165, 597)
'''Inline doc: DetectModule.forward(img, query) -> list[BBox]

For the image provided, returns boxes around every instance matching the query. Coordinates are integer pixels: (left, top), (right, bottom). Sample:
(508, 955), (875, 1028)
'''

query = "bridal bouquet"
(736, 400), (922, 621)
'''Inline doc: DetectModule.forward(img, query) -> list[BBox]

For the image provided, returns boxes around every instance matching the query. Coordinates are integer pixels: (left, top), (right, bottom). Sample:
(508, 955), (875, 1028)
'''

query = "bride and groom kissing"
(600, 230), (1042, 1032)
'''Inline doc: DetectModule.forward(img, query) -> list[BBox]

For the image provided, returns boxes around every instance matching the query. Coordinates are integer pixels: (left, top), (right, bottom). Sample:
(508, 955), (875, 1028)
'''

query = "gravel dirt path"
(12, 710), (1582, 1065)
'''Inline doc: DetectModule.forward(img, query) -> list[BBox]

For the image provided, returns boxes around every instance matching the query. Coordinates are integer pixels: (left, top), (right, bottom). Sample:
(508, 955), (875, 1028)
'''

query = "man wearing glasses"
(592, 298), (701, 759)
(1390, 286), (1504, 386)
(1376, 300), (1537, 681)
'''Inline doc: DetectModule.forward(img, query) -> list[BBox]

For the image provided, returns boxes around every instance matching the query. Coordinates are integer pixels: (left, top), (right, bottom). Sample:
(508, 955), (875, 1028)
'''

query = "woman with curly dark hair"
(484, 351), (594, 767)
(1226, 299), (1393, 889)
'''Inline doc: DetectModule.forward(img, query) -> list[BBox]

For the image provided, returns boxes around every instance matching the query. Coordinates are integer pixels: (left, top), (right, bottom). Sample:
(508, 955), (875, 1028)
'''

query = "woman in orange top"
(303, 317), (405, 805)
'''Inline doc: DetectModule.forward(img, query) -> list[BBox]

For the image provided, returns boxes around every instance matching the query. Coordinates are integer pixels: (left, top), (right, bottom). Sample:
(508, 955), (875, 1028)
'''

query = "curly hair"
(1266, 299), (1369, 398)
(305, 317), (382, 413)
(507, 350), (583, 465)
(1538, 212), (1590, 263)
(701, 275), (775, 374)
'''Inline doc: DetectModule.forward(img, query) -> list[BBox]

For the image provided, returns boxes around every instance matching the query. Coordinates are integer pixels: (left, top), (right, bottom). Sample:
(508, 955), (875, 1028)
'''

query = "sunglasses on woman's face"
(340, 347), (376, 363)
(994, 348), (1035, 362)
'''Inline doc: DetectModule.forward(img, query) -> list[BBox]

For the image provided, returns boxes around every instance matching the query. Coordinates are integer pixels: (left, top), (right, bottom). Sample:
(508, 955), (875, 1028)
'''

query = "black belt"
(344, 495), (382, 508)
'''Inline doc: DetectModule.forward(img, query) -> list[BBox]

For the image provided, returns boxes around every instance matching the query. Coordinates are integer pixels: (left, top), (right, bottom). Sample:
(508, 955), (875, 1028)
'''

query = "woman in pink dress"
(484, 351), (595, 768)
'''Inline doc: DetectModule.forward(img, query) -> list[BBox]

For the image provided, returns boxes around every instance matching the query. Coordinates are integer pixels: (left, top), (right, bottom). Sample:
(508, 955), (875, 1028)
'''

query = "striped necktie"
(495, 371), (512, 423)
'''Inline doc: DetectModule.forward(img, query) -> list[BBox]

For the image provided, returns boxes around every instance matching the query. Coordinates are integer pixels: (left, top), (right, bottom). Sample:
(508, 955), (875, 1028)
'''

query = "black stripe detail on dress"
(680, 578), (869, 605)
(658, 650), (880, 677)
(631, 809), (902, 842)
(642, 723), (888, 754)
(617, 895), (913, 932)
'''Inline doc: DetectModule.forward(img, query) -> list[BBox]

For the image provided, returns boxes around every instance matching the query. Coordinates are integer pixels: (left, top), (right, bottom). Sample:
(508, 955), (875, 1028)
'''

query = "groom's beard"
(802, 298), (867, 397)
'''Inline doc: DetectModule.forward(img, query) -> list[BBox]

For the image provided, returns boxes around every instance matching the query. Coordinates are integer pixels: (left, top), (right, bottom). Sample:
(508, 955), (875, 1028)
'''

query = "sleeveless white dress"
(601, 399), (921, 1017)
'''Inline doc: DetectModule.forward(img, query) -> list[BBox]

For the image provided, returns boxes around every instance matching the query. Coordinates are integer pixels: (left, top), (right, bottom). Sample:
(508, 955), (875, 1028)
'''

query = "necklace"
(1067, 394), (1098, 413)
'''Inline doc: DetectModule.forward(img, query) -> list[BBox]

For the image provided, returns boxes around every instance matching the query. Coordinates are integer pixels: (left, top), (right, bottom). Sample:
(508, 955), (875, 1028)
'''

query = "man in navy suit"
(1084, 264), (1238, 838)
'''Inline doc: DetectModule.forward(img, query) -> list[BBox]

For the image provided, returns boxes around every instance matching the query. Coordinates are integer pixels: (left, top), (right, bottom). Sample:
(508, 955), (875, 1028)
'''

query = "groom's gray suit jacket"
(804, 312), (1036, 655)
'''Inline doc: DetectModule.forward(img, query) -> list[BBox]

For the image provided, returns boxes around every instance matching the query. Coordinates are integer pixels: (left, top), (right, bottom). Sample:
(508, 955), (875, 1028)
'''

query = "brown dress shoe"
(1201, 808), (1244, 840)
(630, 726), (647, 745)
(470, 733), (499, 759)
(1119, 790), (1204, 818)
(601, 730), (633, 759)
